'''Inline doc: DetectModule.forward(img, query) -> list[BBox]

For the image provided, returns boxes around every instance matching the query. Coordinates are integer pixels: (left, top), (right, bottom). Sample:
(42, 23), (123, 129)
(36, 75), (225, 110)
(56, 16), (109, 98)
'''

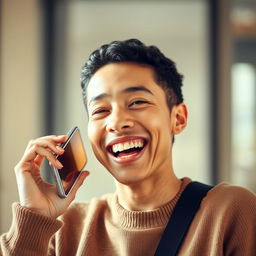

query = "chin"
(112, 171), (148, 187)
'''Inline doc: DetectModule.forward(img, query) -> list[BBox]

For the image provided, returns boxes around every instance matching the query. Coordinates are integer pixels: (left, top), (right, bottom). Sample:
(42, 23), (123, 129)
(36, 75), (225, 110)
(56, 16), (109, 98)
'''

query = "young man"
(1, 39), (256, 255)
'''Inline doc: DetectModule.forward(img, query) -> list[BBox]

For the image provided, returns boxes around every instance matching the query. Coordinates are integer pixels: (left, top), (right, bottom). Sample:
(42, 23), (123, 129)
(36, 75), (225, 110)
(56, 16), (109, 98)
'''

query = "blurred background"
(0, 0), (255, 233)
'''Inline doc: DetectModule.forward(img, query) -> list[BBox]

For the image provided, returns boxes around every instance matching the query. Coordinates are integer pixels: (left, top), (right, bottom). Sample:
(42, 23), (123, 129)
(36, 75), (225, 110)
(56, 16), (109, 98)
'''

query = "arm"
(0, 203), (62, 256)
(0, 135), (89, 255)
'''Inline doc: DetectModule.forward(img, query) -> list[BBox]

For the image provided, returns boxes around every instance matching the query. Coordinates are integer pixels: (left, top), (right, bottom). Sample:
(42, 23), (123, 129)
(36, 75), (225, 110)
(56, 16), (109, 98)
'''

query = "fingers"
(52, 135), (67, 143)
(34, 155), (44, 167)
(29, 135), (66, 155)
(17, 135), (67, 171)
(67, 171), (90, 201)
(33, 149), (63, 169)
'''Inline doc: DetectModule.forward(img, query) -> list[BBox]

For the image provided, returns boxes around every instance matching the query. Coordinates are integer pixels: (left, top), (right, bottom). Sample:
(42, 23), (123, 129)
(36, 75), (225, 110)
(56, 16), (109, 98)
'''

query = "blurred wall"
(0, 0), (42, 233)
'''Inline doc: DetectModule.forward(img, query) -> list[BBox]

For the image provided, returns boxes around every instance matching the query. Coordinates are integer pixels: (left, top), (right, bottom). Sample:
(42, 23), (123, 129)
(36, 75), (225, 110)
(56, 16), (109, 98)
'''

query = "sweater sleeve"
(222, 186), (256, 256)
(0, 203), (63, 256)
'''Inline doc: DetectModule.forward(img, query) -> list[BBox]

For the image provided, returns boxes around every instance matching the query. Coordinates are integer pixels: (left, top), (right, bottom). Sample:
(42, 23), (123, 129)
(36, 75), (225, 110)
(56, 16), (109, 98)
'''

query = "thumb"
(67, 170), (90, 201)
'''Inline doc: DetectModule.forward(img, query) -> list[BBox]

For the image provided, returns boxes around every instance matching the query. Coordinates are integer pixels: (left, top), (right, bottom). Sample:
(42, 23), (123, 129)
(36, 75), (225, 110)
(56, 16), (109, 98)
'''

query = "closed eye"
(92, 108), (109, 115)
(129, 100), (149, 107)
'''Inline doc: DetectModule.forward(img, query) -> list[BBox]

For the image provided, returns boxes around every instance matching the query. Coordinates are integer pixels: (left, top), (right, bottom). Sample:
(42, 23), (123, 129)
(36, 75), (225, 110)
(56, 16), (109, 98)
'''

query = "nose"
(106, 108), (134, 133)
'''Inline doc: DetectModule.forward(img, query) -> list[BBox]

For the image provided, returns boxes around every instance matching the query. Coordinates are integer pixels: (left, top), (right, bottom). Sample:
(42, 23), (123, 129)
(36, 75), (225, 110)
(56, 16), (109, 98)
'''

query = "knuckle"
(46, 135), (57, 141)
(14, 162), (27, 175)
(31, 143), (39, 151)
(28, 138), (40, 148)
(46, 152), (54, 161)
(28, 139), (35, 146)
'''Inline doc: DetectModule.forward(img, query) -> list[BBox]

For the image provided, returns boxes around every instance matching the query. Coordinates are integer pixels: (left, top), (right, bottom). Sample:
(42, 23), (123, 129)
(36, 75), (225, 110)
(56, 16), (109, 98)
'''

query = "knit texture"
(1, 178), (256, 256)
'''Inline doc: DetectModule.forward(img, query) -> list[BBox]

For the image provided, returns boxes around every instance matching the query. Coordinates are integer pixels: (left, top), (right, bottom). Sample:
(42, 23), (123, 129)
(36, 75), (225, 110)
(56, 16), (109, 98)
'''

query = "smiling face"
(86, 62), (187, 186)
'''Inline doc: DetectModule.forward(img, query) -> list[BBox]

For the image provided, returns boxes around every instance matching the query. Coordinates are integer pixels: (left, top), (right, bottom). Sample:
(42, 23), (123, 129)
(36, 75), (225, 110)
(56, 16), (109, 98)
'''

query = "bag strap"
(154, 181), (213, 256)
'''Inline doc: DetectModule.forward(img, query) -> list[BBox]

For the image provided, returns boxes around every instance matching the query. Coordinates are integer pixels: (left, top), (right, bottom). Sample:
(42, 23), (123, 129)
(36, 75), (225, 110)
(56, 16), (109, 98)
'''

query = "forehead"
(86, 62), (162, 102)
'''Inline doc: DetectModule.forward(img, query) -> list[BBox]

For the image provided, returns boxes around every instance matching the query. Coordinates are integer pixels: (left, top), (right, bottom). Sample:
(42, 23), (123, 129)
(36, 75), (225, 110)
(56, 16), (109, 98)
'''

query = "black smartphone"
(51, 126), (87, 198)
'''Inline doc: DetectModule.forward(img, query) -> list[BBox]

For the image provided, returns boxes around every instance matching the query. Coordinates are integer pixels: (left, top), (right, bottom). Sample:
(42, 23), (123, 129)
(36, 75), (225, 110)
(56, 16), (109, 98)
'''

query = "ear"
(170, 103), (188, 134)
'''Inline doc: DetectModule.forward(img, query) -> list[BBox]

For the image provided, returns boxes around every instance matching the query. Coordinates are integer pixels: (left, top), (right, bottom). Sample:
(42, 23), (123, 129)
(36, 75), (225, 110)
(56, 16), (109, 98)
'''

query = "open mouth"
(107, 138), (147, 159)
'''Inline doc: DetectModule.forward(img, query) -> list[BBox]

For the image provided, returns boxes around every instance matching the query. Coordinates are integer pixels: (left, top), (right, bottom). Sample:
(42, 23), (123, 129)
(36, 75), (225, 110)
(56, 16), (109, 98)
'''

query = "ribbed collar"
(111, 177), (191, 229)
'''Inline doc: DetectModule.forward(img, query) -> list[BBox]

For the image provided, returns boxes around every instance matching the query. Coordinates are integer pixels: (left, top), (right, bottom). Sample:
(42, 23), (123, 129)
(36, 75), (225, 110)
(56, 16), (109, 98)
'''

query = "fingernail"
(57, 135), (66, 138)
(56, 146), (64, 151)
(56, 160), (63, 168)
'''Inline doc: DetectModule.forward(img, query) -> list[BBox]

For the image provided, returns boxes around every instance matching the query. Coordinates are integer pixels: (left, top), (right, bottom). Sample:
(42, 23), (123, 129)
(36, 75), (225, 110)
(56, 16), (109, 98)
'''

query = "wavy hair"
(81, 39), (184, 109)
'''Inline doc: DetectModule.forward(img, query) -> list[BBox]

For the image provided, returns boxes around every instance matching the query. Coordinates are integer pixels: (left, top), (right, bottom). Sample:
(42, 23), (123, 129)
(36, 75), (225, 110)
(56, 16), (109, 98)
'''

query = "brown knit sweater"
(1, 178), (256, 256)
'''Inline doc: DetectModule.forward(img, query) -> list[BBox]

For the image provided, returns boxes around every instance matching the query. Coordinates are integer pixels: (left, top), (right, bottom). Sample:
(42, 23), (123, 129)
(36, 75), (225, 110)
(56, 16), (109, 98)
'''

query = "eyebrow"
(88, 93), (109, 106)
(88, 85), (153, 106)
(122, 86), (153, 95)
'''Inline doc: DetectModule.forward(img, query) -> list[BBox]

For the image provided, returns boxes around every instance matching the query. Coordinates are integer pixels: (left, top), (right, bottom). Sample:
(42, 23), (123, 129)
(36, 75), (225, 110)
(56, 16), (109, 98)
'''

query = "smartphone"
(51, 126), (87, 198)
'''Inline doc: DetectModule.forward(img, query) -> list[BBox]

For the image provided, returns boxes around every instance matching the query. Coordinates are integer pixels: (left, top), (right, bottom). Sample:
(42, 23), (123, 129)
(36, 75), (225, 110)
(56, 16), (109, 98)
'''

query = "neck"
(116, 171), (181, 211)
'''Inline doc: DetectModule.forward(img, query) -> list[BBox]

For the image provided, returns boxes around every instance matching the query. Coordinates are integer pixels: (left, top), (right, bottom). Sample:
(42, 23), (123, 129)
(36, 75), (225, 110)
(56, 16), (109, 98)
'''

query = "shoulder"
(207, 182), (255, 203)
(197, 182), (256, 241)
(202, 182), (256, 216)
(185, 182), (256, 254)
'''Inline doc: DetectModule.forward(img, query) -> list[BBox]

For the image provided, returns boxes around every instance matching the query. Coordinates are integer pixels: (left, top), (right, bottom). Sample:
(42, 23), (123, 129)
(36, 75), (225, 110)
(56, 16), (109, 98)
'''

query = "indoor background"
(0, 0), (255, 233)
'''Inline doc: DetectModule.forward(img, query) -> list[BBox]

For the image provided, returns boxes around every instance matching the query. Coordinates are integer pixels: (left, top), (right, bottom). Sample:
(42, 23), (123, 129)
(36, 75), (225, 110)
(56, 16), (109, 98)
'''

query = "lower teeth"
(115, 148), (142, 158)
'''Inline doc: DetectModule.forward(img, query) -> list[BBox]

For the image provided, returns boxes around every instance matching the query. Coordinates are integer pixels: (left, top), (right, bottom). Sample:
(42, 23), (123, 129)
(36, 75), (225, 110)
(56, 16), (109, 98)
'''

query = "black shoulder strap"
(154, 181), (213, 256)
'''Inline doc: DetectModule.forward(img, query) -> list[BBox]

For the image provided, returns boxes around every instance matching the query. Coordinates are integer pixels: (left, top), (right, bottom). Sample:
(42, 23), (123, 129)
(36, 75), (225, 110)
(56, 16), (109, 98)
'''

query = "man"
(1, 39), (256, 255)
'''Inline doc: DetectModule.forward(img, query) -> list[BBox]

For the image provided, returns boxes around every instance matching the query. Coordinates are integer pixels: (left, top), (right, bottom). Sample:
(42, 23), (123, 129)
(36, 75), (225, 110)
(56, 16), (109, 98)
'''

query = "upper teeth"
(112, 139), (144, 153)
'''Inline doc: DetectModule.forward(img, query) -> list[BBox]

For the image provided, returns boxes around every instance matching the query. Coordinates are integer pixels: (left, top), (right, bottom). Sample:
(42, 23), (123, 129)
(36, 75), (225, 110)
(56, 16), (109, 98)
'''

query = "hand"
(14, 135), (90, 219)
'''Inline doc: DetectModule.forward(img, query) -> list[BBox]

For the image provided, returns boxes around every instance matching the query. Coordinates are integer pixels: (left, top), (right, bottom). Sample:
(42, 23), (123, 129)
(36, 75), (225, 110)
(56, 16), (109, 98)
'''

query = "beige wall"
(0, 0), (42, 233)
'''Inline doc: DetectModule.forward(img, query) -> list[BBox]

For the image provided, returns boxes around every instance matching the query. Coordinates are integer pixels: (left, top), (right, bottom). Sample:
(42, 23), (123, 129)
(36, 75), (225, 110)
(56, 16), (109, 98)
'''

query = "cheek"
(87, 121), (102, 148)
(87, 121), (95, 142)
(145, 112), (172, 153)
(144, 111), (171, 134)
(87, 121), (106, 159)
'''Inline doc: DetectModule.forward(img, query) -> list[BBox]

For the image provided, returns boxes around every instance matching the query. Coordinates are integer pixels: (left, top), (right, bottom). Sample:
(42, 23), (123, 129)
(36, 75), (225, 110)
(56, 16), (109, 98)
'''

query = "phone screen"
(56, 127), (87, 196)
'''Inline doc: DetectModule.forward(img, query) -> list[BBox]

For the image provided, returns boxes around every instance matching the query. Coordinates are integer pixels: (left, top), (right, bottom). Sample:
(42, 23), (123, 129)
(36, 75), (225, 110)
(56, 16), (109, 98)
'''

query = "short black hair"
(81, 39), (184, 109)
